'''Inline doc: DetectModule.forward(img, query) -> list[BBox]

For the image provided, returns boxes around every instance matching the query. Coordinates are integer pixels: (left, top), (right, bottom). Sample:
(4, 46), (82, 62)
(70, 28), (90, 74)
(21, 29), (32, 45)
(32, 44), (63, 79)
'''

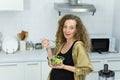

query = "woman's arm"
(73, 42), (93, 75)
(50, 63), (76, 72)
(46, 48), (53, 57)
(41, 39), (53, 57)
(63, 65), (75, 72)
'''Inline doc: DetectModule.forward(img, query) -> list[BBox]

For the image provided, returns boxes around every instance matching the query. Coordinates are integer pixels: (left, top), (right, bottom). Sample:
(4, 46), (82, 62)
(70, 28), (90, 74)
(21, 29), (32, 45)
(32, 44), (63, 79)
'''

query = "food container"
(49, 55), (65, 66)
(35, 43), (42, 49)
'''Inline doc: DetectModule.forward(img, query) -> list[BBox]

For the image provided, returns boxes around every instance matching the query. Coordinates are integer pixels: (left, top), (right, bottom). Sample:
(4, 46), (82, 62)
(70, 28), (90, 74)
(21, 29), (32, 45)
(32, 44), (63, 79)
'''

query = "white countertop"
(0, 49), (48, 63)
(0, 49), (120, 63)
(90, 52), (120, 59)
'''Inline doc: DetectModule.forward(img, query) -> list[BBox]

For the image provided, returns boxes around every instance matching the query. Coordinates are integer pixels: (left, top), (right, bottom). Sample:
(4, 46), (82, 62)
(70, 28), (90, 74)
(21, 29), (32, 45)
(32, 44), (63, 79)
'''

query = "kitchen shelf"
(54, 3), (96, 16)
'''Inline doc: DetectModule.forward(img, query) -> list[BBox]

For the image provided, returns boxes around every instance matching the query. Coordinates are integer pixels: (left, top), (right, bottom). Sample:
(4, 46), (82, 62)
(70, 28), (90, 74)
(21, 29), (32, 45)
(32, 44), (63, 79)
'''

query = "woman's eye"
(63, 26), (67, 28)
(70, 26), (75, 29)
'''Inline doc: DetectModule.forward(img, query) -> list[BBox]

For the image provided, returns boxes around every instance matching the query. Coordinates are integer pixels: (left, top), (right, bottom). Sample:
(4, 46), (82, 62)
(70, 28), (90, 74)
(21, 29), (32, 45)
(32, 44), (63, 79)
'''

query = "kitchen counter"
(90, 51), (120, 59)
(0, 49), (48, 63)
(0, 49), (120, 63)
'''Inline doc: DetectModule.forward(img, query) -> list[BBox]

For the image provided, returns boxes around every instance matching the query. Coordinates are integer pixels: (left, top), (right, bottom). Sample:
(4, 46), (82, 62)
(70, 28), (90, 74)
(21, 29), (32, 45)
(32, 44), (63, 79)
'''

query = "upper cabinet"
(0, 0), (24, 11)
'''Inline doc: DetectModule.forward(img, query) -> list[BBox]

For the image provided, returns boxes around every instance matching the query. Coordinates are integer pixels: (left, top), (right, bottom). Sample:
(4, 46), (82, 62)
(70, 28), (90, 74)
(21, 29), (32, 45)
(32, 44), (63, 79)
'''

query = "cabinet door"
(41, 61), (51, 80)
(86, 72), (98, 80)
(0, 0), (23, 10)
(24, 62), (41, 80)
(86, 60), (103, 80)
(107, 59), (120, 80)
(0, 63), (24, 80)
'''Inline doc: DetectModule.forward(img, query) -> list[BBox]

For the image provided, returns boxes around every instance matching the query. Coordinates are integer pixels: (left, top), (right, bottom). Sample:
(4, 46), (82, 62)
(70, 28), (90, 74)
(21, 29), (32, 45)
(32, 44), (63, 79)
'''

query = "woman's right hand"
(41, 38), (51, 49)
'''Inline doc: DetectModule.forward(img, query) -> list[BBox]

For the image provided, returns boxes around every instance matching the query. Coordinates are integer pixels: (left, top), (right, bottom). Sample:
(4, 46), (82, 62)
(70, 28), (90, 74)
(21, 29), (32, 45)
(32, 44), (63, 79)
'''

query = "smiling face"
(63, 19), (77, 40)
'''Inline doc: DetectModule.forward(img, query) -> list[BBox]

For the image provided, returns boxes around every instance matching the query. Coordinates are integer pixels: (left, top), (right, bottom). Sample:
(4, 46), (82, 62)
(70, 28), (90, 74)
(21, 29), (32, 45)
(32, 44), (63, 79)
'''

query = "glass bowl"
(50, 55), (65, 65)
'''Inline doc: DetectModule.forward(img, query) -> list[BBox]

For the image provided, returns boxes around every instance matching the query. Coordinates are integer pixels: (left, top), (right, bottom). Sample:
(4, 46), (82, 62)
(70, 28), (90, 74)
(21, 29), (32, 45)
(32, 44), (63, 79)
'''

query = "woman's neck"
(66, 38), (76, 44)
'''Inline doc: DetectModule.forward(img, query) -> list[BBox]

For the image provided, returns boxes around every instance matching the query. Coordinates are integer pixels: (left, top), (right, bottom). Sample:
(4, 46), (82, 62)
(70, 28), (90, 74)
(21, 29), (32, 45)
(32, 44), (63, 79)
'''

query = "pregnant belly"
(50, 69), (74, 80)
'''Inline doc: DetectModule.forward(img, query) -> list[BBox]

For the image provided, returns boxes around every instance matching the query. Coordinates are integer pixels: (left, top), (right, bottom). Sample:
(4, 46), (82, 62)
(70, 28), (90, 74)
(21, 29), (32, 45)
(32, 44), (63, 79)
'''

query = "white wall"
(0, 0), (114, 43)
(79, 0), (114, 35)
(112, 0), (120, 51)
(0, 0), (59, 43)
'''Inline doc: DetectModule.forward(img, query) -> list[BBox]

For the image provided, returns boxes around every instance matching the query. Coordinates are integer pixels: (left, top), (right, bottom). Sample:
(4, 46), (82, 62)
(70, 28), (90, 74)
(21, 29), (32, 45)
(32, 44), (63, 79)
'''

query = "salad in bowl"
(48, 55), (65, 66)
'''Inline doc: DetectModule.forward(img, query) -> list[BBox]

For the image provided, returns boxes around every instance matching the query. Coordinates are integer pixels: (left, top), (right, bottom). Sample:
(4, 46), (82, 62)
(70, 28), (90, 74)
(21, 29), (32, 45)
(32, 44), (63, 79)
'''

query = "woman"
(41, 14), (93, 80)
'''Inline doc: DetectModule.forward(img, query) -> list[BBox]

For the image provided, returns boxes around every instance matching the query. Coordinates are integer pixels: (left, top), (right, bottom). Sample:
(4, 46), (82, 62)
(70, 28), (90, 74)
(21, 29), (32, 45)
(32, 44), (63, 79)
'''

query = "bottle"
(29, 41), (33, 50)
(26, 41), (30, 50)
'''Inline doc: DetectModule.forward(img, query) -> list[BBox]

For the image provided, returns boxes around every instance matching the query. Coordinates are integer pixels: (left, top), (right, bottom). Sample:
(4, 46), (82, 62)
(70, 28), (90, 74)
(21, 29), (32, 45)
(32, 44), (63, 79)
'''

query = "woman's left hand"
(51, 64), (65, 69)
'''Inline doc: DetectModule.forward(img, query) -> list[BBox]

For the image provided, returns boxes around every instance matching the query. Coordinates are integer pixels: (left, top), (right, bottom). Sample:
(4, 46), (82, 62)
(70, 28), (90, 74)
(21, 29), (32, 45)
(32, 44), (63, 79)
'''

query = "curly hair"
(55, 14), (91, 52)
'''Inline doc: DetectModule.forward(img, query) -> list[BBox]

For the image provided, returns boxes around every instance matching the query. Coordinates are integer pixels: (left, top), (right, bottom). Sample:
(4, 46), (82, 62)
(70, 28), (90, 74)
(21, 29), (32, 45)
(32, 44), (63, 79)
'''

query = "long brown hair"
(55, 14), (91, 52)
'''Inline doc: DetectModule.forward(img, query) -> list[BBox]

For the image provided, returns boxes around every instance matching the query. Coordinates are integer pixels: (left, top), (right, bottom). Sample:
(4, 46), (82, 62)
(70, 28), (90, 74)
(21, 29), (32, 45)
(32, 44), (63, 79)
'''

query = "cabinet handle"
(114, 70), (120, 72)
(0, 64), (17, 66)
(107, 60), (120, 62)
(27, 63), (39, 65)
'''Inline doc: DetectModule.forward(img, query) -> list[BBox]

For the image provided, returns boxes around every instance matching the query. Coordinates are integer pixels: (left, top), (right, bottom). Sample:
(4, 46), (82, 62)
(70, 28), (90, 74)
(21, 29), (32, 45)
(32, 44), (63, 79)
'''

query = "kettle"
(98, 64), (115, 80)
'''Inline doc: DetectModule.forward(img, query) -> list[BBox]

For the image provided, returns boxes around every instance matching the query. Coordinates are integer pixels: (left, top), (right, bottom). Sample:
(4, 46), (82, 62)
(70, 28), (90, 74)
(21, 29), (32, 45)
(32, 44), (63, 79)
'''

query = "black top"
(50, 41), (76, 80)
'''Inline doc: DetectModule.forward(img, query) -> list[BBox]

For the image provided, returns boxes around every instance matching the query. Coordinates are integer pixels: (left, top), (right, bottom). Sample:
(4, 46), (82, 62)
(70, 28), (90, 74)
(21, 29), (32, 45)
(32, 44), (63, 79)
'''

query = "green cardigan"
(48, 41), (93, 80)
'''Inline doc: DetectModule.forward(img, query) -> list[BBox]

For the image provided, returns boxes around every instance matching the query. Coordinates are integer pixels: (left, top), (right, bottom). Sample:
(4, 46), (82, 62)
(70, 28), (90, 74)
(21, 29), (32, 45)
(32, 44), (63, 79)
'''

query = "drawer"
(86, 72), (98, 80)
(107, 59), (120, 71)
(92, 60), (103, 71)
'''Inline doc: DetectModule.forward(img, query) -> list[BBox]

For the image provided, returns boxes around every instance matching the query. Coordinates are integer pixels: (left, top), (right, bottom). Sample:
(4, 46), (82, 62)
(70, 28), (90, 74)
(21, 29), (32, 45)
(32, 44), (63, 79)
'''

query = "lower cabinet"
(86, 59), (103, 80)
(41, 61), (51, 80)
(0, 61), (51, 80)
(86, 71), (98, 80)
(0, 62), (41, 80)
(0, 58), (120, 80)
(24, 62), (41, 80)
(86, 58), (120, 80)
(107, 59), (120, 80)
(0, 63), (24, 80)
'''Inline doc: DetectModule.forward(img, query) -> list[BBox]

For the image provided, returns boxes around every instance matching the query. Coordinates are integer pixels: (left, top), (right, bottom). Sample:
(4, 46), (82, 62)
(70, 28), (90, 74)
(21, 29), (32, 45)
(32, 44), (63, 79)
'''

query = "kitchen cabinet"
(0, 63), (24, 80)
(0, 0), (23, 11)
(0, 62), (41, 80)
(107, 59), (120, 80)
(86, 58), (120, 80)
(1, 59), (119, 80)
(41, 61), (51, 80)
(86, 59), (104, 80)
(0, 50), (120, 80)
(24, 62), (41, 80)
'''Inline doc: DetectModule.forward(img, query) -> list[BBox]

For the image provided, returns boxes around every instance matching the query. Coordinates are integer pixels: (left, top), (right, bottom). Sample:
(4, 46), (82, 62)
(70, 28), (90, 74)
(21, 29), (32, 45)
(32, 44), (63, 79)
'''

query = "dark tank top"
(50, 41), (76, 80)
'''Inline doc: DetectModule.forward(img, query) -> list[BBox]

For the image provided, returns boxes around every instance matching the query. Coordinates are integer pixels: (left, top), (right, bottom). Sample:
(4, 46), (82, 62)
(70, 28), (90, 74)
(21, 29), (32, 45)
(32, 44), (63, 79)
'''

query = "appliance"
(90, 34), (116, 53)
(98, 64), (115, 80)
(54, 0), (96, 16)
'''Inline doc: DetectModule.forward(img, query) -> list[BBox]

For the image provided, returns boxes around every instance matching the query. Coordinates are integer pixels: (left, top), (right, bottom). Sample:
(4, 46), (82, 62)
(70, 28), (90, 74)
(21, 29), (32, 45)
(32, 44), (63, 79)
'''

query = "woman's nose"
(66, 28), (70, 32)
